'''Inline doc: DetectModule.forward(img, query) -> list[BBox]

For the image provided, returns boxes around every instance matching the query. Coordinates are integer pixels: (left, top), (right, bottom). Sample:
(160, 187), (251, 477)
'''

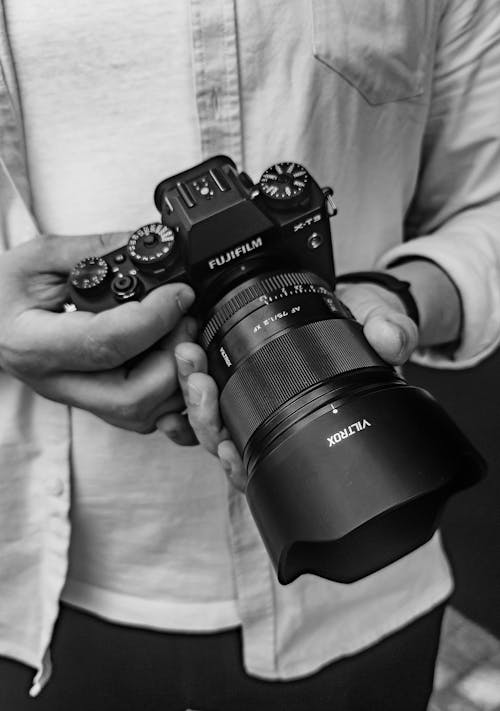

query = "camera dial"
(127, 222), (175, 270)
(259, 162), (311, 208)
(111, 273), (141, 301)
(70, 256), (109, 293)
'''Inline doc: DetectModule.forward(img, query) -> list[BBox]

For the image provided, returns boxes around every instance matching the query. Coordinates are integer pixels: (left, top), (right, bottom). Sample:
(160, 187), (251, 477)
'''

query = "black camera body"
(68, 156), (485, 586)
(68, 156), (337, 314)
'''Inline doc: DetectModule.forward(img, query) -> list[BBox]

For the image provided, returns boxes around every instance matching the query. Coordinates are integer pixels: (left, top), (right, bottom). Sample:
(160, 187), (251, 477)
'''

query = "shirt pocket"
(311, 0), (435, 105)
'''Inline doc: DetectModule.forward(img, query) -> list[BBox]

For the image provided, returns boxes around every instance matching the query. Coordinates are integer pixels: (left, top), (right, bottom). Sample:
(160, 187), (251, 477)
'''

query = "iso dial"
(127, 222), (176, 270)
(259, 162), (311, 208)
(70, 256), (109, 293)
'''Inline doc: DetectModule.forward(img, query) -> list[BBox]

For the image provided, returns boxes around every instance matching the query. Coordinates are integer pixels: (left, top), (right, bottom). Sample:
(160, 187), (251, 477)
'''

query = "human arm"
(375, 0), (500, 367)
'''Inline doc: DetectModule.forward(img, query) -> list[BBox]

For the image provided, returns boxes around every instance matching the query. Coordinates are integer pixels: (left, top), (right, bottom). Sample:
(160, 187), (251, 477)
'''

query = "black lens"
(201, 268), (486, 584)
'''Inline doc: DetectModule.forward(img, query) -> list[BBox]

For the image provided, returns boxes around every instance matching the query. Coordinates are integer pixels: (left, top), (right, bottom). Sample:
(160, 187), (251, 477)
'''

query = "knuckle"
(112, 391), (154, 425)
(0, 330), (50, 378)
(188, 413), (220, 443)
(134, 397), (154, 423)
(94, 232), (128, 254)
(115, 400), (142, 424)
(41, 234), (61, 255)
(136, 306), (172, 342)
(104, 389), (139, 422)
(83, 332), (125, 369)
(96, 233), (108, 252)
(161, 369), (179, 399)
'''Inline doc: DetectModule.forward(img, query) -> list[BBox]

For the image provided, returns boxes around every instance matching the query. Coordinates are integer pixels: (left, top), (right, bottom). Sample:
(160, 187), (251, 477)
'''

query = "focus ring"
(219, 318), (387, 452)
(201, 271), (329, 350)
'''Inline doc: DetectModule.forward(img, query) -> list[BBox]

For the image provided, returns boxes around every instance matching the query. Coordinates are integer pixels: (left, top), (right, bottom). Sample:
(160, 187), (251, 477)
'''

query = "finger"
(174, 342), (208, 403)
(156, 412), (199, 446)
(156, 316), (198, 351)
(337, 283), (418, 365)
(9, 282), (196, 376)
(38, 371), (186, 433)
(32, 350), (187, 431)
(184, 372), (229, 455)
(217, 440), (246, 492)
(124, 346), (179, 397)
(122, 315), (198, 372)
(33, 232), (132, 273)
(363, 311), (418, 365)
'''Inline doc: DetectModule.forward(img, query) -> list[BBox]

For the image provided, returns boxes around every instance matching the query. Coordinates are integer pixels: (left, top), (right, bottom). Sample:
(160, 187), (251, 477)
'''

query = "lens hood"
(245, 382), (485, 584)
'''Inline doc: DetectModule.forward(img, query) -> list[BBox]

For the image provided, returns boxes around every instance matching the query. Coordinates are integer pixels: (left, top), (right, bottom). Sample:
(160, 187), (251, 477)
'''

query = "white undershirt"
(8, 0), (202, 234)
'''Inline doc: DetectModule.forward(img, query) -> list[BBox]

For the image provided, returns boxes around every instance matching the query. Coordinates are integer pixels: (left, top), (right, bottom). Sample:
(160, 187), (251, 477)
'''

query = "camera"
(68, 155), (485, 584)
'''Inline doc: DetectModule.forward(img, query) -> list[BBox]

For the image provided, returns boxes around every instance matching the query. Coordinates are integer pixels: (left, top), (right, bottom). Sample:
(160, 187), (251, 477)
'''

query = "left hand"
(158, 281), (419, 491)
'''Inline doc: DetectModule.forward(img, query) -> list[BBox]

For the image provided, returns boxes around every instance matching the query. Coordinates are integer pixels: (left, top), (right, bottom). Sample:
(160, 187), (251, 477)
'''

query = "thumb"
(337, 282), (419, 366)
(363, 311), (418, 365)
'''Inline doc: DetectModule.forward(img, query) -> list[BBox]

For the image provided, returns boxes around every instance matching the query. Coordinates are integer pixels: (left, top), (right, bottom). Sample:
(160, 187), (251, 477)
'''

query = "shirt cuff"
(376, 225), (500, 369)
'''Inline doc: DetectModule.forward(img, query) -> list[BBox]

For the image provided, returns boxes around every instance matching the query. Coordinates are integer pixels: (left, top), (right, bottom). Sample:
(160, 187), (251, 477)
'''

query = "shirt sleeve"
(376, 0), (500, 369)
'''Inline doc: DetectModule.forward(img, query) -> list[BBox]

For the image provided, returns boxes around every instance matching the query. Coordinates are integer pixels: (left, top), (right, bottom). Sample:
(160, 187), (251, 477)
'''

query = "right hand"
(0, 233), (196, 433)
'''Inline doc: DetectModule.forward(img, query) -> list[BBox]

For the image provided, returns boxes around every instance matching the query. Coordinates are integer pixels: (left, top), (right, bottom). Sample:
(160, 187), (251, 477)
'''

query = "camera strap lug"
(322, 186), (337, 217)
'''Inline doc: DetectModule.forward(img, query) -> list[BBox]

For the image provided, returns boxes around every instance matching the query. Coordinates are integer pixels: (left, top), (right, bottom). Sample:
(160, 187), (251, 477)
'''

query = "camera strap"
(336, 271), (420, 327)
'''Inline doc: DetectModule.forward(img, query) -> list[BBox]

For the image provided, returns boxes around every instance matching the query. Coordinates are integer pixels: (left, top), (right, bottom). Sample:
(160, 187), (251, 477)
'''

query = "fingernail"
(187, 382), (202, 406)
(385, 319), (409, 359)
(175, 353), (195, 378)
(176, 287), (195, 314)
(219, 456), (233, 475)
(390, 322), (407, 353)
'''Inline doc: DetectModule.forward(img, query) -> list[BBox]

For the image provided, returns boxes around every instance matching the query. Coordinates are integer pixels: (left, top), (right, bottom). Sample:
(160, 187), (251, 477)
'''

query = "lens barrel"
(202, 269), (486, 584)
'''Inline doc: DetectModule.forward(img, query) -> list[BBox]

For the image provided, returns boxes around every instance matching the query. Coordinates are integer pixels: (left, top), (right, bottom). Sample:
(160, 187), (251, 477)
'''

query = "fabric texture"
(0, 0), (499, 697)
(0, 602), (445, 711)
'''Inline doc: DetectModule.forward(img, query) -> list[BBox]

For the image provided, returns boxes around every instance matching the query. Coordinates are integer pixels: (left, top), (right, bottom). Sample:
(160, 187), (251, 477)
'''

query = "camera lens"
(201, 267), (485, 584)
(201, 269), (390, 449)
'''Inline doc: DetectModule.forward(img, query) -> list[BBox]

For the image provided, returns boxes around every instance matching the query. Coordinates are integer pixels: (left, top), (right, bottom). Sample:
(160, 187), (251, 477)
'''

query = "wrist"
(386, 259), (462, 347)
(336, 271), (419, 326)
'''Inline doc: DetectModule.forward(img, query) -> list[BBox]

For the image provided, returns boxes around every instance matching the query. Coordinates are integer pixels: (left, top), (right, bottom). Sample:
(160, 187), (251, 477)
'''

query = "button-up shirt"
(1, 0), (500, 697)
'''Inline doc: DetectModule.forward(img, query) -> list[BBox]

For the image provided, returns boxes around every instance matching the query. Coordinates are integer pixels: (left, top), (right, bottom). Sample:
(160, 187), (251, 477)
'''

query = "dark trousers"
(0, 602), (444, 711)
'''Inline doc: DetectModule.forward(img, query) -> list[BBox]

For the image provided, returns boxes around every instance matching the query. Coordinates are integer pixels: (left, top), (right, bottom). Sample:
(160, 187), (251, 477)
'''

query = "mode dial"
(259, 162), (311, 208)
(70, 256), (109, 293)
(127, 222), (176, 270)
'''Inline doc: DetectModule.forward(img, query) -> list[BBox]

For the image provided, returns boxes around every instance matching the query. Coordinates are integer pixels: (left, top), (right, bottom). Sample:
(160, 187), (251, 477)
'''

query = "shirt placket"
(190, 0), (278, 675)
(190, 0), (243, 167)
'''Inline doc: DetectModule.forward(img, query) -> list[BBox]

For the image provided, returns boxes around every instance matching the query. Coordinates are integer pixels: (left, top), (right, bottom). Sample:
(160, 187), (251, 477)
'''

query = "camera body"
(68, 156), (337, 313)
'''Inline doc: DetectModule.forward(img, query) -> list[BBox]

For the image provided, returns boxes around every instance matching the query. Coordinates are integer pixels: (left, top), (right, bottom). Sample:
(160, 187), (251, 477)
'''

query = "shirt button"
(47, 478), (65, 497)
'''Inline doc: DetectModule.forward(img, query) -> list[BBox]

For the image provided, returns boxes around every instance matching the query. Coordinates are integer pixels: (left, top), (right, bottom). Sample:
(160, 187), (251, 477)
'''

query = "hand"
(336, 279), (419, 365)
(0, 233), (196, 433)
(161, 277), (419, 490)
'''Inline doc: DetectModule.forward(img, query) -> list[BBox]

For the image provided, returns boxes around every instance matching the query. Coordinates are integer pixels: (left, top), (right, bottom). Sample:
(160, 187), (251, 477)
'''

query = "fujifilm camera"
(68, 156), (485, 585)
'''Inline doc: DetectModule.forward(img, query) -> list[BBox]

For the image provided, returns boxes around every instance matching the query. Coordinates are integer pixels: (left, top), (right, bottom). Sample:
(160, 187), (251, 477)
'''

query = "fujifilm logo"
(327, 419), (372, 447)
(208, 237), (263, 270)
